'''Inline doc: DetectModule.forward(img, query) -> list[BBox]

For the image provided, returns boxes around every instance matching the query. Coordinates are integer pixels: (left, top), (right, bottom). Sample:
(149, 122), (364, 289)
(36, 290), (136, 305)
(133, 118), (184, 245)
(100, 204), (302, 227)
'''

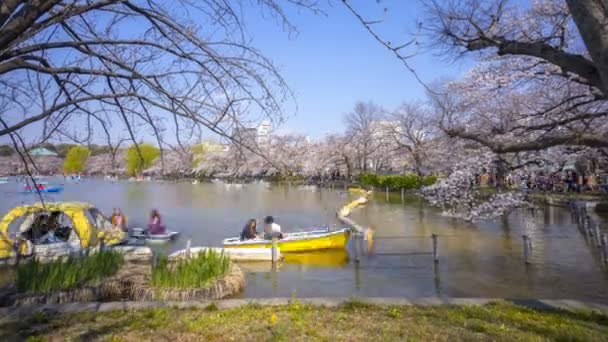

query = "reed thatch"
(2, 261), (244, 306)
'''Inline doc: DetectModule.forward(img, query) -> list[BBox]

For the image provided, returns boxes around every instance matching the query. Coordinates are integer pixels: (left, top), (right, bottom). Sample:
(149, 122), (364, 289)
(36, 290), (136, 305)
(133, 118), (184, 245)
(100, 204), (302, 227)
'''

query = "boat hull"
(23, 186), (63, 193)
(223, 229), (349, 253)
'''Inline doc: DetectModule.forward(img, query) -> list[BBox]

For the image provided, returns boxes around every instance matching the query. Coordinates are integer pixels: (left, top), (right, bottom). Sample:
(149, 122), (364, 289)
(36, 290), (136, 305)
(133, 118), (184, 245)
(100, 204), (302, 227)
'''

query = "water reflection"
(1, 178), (607, 302)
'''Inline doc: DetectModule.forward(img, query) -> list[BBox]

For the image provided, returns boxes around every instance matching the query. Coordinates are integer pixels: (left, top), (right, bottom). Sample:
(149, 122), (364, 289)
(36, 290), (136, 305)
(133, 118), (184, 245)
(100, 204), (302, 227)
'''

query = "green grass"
(16, 250), (123, 293)
(151, 250), (230, 289)
(2, 301), (607, 341)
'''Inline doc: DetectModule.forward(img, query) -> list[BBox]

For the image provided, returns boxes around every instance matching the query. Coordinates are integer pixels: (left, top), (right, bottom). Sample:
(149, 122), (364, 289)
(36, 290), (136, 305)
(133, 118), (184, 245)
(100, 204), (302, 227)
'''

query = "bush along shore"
(1, 299), (607, 341)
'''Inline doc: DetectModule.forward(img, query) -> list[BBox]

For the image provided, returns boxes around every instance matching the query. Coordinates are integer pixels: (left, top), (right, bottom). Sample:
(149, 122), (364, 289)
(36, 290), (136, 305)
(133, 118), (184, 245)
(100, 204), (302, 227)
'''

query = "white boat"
(192, 180), (199, 185)
(130, 227), (180, 241)
(0, 177), (8, 184)
(170, 247), (280, 262)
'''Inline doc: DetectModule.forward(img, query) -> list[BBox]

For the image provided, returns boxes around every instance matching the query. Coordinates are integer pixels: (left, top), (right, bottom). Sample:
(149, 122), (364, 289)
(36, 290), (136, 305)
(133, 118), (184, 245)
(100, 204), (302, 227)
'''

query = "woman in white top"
(263, 216), (283, 239)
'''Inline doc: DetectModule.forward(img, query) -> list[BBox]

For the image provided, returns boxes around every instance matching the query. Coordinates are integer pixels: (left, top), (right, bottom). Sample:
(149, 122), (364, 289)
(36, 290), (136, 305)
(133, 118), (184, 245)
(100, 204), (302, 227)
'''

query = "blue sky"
(1, 1), (476, 145)
(241, 1), (473, 138)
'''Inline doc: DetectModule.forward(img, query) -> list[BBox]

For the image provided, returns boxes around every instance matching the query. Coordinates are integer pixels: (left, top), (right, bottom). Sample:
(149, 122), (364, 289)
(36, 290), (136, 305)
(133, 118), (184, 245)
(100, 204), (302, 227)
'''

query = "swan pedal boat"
(223, 228), (350, 253)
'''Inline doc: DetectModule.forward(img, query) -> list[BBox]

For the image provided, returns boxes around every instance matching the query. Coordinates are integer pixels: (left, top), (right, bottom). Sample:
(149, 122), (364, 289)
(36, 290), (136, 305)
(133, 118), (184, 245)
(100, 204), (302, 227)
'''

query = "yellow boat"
(223, 228), (350, 253)
(283, 249), (349, 267)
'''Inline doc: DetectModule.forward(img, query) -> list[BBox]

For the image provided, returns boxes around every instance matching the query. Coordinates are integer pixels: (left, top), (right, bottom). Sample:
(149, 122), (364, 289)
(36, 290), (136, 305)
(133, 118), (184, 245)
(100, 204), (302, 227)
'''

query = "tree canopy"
(125, 144), (160, 176)
(63, 146), (90, 174)
(0, 0), (317, 163)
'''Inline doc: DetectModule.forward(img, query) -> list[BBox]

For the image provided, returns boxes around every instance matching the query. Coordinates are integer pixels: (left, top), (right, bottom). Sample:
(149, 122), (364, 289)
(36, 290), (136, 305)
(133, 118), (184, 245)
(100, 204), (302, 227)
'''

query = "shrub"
(0, 144), (14, 156)
(152, 250), (230, 289)
(16, 250), (123, 293)
(125, 143), (160, 176)
(63, 146), (91, 173)
(359, 172), (378, 187)
(422, 175), (438, 186)
(358, 173), (431, 190)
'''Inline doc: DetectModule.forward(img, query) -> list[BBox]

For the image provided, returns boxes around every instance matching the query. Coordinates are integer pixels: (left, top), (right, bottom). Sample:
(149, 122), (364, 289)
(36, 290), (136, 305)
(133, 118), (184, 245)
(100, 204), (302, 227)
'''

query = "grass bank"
(3, 300), (607, 341)
(15, 250), (123, 293)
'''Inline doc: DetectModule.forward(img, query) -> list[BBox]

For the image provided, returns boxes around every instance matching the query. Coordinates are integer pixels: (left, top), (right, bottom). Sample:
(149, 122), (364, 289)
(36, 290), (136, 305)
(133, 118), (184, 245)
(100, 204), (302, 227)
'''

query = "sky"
(240, 0), (474, 138)
(1, 0), (477, 145)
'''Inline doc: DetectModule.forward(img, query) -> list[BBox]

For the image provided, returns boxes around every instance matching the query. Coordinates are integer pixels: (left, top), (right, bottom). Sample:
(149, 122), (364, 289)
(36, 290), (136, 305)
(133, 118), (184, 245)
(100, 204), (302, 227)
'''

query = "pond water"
(1, 177), (607, 303)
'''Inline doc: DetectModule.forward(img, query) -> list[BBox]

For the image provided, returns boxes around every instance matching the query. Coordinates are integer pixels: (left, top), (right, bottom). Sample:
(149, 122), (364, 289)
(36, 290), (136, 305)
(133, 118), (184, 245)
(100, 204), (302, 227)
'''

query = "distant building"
(28, 147), (58, 157)
(257, 120), (272, 146)
(232, 127), (258, 148)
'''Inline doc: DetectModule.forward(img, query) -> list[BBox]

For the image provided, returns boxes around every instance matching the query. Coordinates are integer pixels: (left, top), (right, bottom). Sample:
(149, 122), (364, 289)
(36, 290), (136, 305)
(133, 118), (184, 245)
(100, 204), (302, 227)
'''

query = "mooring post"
(186, 238), (192, 259)
(522, 234), (531, 264)
(353, 234), (360, 263)
(602, 233), (608, 263)
(594, 224), (602, 248)
(431, 234), (439, 263)
(271, 237), (278, 263)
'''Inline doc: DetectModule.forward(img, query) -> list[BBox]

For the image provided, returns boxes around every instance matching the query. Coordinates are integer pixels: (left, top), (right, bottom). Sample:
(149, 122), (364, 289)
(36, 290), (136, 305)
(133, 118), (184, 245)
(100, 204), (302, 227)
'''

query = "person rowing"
(263, 216), (283, 240)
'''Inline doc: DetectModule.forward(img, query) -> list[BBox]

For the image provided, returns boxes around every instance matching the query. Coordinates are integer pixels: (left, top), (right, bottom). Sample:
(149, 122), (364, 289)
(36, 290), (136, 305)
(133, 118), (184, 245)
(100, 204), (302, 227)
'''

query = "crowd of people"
(476, 171), (608, 193)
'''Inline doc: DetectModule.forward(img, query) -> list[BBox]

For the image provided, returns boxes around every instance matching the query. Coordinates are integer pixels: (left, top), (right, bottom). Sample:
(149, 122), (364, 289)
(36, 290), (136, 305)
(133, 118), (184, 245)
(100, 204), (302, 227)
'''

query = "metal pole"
(186, 239), (192, 259)
(401, 188), (404, 202)
(353, 234), (360, 263)
(522, 235), (530, 264)
(594, 224), (602, 248)
(385, 187), (389, 201)
(431, 234), (439, 263)
(602, 233), (608, 264)
(271, 237), (278, 263)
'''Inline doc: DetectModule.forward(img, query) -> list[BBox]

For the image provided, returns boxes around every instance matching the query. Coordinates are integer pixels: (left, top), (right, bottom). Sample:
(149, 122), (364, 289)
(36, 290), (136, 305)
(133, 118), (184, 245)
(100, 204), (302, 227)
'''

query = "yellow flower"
(270, 313), (278, 325)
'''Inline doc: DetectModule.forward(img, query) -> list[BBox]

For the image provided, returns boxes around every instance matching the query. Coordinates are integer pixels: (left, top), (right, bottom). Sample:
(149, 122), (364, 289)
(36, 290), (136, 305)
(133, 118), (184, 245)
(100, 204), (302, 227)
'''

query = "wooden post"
(522, 235), (531, 264)
(401, 188), (404, 202)
(385, 187), (389, 201)
(431, 234), (439, 263)
(186, 239), (192, 259)
(271, 237), (278, 263)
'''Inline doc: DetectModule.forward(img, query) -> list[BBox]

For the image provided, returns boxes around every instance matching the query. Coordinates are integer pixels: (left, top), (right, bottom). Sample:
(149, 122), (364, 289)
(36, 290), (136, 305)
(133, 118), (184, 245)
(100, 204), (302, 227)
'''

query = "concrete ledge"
(1, 297), (607, 324)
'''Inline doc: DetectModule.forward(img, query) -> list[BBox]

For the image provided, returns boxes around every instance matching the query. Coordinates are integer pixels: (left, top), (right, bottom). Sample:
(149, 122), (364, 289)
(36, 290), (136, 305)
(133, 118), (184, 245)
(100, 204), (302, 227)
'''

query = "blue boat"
(23, 185), (63, 193)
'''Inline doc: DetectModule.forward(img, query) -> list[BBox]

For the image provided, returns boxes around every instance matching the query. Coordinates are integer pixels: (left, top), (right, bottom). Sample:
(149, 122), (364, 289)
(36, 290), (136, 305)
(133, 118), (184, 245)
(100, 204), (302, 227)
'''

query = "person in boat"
(111, 208), (127, 231)
(240, 219), (257, 241)
(148, 209), (166, 235)
(37, 211), (62, 244)
(263, 216), (283, 240)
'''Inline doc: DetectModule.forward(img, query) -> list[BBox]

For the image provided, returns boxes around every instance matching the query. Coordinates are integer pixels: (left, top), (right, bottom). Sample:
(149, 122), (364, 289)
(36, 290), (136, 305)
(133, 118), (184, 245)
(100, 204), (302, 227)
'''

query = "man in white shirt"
(263, 216), (283, 239)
